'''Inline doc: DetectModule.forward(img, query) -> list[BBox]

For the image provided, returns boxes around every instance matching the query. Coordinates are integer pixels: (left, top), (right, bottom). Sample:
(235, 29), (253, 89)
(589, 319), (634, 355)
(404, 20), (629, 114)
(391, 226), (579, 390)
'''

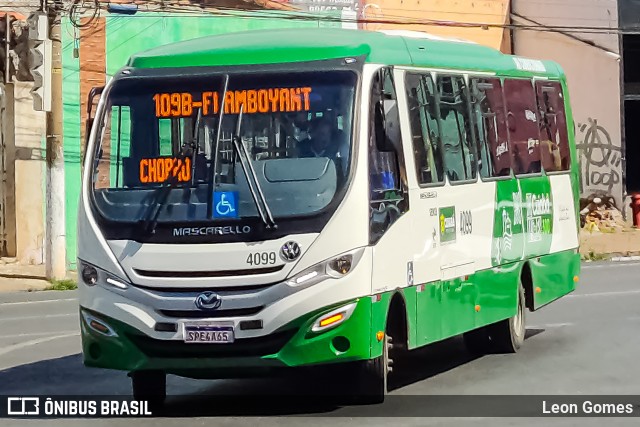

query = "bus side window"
(368, 67), (408, 244)
(535, 81), (570, 171)
(405, 72), (444, 185)
(369, 67), (407, 195)
(470, 78), (511, 178)
(94, 106), (132, 189)
(437, 75), (477, 182)
(504, 79), (542, 175)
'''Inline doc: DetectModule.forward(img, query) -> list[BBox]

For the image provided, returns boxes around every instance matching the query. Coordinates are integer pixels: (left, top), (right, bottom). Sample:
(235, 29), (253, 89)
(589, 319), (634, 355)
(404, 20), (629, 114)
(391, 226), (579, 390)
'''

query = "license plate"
(182, 323), (235, 344)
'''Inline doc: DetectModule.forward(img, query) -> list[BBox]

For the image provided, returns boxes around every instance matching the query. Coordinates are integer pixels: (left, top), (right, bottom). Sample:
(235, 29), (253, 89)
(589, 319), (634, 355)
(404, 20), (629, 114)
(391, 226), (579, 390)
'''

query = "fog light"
(81, 265), (98, 286)
(89, 343), (101, 360)
(331, 336), (350, 353)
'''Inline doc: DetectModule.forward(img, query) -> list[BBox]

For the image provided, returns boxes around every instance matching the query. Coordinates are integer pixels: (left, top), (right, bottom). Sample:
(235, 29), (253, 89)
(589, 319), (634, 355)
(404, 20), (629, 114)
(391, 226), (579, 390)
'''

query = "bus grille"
(158, 306), (264, 318)
(126, 329), (297, 358)
(133, 265), (283, 278)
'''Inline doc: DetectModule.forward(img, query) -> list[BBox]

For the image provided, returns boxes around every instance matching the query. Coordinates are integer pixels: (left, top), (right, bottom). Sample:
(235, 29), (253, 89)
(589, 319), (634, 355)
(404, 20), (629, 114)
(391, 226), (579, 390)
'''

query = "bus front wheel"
(130, 370), (166, 409)
(350, 328), (396, 404)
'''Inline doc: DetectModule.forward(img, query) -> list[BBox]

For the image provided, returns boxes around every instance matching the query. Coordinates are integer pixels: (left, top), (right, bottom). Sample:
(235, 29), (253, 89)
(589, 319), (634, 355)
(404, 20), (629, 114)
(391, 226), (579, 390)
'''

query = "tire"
(463, 326), (492, 355)
(488, 281), (526, 353)
(349, 331), (394, 404)
(130, 370), (166, 410)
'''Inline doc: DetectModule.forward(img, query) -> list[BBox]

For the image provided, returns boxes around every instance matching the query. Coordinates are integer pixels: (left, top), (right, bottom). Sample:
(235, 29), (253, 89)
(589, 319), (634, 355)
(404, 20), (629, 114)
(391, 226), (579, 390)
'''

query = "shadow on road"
(0, 328), (547, 417)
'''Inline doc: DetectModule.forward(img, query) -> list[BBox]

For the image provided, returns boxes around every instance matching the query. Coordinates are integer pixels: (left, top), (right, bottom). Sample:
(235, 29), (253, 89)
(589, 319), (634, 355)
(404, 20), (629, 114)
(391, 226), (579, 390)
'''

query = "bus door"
(401, 70), (444, 346)
(433, 74), (481, 338)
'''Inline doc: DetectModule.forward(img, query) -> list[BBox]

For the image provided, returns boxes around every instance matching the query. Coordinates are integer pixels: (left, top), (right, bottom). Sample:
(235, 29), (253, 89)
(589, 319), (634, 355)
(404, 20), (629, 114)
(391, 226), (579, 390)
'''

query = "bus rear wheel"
(130, 370), (166, 409)
(463, 326), (492, 355)
(488, 282), (526, 353)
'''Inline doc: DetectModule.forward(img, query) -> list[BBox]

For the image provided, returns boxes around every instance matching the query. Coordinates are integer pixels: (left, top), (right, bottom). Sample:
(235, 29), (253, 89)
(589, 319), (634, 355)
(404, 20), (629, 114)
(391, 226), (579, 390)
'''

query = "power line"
(5, 1), (640, 39)
(81, 1), (640, 35)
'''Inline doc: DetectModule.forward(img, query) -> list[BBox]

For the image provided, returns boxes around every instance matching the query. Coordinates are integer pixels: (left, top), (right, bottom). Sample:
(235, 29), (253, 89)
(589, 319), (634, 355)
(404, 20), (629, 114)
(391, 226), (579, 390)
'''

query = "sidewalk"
(579, 227), (640, 259)
(0, 258), (76, 292)
(0, 228), (638, 292)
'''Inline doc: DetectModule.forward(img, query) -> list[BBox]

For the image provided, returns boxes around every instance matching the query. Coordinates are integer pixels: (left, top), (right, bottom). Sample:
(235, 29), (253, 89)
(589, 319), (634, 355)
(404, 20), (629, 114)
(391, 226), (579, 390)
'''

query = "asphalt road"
(1, 261), (640, 426)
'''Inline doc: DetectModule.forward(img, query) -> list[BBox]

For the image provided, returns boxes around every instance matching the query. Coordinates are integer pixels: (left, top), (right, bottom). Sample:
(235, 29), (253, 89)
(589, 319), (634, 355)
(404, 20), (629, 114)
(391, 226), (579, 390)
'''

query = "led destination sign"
(152, 87), (313, 118)
(139, 157), (192, 184)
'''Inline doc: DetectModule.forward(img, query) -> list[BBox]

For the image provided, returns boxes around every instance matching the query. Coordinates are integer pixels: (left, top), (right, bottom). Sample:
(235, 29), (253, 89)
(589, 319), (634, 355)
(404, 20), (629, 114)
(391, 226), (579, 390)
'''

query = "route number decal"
(246, 252), (277, 266)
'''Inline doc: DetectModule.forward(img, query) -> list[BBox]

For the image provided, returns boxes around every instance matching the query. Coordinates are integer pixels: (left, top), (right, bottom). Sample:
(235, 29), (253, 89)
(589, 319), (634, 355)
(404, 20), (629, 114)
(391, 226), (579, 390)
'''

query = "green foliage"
(44, 279), (78, 291)
(581, 251), (609, 262)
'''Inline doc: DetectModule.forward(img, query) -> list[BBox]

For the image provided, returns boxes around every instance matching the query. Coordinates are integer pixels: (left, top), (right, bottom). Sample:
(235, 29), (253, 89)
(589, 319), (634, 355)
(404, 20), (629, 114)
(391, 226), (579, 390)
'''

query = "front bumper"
(80, 297), (373, 377)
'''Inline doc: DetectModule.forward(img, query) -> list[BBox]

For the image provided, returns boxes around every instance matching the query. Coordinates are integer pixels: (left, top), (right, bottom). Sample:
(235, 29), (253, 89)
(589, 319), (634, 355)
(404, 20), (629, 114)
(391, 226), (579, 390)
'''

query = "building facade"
(512, 0), (625, 210)
(1, 1), (635, 269)
(0, 5), (46, 264)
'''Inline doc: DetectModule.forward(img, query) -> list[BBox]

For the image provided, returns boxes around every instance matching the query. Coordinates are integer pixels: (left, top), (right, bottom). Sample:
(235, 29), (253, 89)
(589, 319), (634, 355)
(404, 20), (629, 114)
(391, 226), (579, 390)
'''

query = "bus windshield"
(90, 70), (356, 225)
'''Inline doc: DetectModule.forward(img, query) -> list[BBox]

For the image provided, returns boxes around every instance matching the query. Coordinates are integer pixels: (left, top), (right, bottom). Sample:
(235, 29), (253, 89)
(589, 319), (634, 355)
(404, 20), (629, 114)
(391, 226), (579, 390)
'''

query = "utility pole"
(45, 0), (65, 280)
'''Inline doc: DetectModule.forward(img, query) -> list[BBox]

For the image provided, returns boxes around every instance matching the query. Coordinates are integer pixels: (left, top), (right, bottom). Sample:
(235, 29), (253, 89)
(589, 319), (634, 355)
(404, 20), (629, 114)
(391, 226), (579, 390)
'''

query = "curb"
(610, 255), (640, 262)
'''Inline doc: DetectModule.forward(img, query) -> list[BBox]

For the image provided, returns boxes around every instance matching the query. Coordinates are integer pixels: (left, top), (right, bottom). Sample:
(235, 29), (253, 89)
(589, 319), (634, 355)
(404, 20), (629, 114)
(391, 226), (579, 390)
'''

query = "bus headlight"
(78, 260), (130, 291)
(285, 248), (365, 287)
(327, 255), (353, 277)
(81, 264), (98, 286)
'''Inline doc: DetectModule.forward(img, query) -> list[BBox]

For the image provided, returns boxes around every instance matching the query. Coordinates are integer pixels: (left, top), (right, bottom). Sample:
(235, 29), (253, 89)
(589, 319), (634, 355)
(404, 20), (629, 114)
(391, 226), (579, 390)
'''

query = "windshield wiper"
(232, 105), (277, 229)
(208, 74), (277, 229)
(142, 113), (202, 235)
(140, 157), (185, 235)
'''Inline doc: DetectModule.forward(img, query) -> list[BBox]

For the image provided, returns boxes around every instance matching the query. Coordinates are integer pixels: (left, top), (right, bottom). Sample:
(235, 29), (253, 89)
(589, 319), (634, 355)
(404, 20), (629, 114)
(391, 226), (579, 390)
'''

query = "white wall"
(13, 82), (45, 264)
(512, 0), (623, 208)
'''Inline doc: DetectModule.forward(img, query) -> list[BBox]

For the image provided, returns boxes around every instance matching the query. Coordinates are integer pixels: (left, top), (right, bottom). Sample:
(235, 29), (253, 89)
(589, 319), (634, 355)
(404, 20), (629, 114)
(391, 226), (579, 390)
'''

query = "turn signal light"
(90, 320), (109, 334)
(319, 313), (344, 328)
(311, 302), (357, 333)
(81, 311), (118, 337)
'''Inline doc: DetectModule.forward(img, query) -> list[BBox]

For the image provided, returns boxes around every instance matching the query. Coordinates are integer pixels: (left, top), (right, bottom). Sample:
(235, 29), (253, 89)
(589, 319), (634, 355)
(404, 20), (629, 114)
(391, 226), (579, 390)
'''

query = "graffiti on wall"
(576, 118), (622, 196)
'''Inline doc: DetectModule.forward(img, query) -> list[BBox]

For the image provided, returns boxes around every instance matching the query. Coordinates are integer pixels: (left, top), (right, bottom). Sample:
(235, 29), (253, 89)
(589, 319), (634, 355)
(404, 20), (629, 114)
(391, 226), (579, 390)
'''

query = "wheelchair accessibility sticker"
(213, 191), (239, 218)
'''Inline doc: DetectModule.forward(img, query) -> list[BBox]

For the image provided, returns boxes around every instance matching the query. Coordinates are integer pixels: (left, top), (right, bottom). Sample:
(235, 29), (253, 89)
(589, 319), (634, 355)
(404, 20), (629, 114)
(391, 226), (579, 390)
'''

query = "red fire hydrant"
(631, 193), (640, 227)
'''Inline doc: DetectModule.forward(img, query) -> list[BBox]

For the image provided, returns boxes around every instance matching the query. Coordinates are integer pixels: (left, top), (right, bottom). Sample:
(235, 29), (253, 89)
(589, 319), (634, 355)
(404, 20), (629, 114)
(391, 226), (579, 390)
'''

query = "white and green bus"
(78, 28), (581, 404)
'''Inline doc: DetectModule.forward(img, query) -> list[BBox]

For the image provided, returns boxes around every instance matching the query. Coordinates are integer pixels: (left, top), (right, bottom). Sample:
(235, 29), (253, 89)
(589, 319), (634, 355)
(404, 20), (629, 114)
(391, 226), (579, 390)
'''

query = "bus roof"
(126, 28), (563, 79)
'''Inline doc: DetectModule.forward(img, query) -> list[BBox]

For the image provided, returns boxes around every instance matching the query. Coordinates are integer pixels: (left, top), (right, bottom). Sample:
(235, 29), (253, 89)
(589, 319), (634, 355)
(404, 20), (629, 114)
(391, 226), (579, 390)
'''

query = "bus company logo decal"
(526, 193), (551, 216)
(513, 57), (546, 73)
(280, 241), (301, 262)
(439, 206), (456, 244)
(495, 208), (514, 265)
(173, 225), (251, 237)
(194, 292), (222, 310)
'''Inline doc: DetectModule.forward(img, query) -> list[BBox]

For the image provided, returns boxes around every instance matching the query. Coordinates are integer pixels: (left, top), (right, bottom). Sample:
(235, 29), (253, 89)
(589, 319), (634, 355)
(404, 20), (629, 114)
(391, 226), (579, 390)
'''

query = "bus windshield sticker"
(139, 156), (191, 184)
(152, 87), (313, 118)
(213, 191), (239, 219)
(439, 206), (456, 244)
